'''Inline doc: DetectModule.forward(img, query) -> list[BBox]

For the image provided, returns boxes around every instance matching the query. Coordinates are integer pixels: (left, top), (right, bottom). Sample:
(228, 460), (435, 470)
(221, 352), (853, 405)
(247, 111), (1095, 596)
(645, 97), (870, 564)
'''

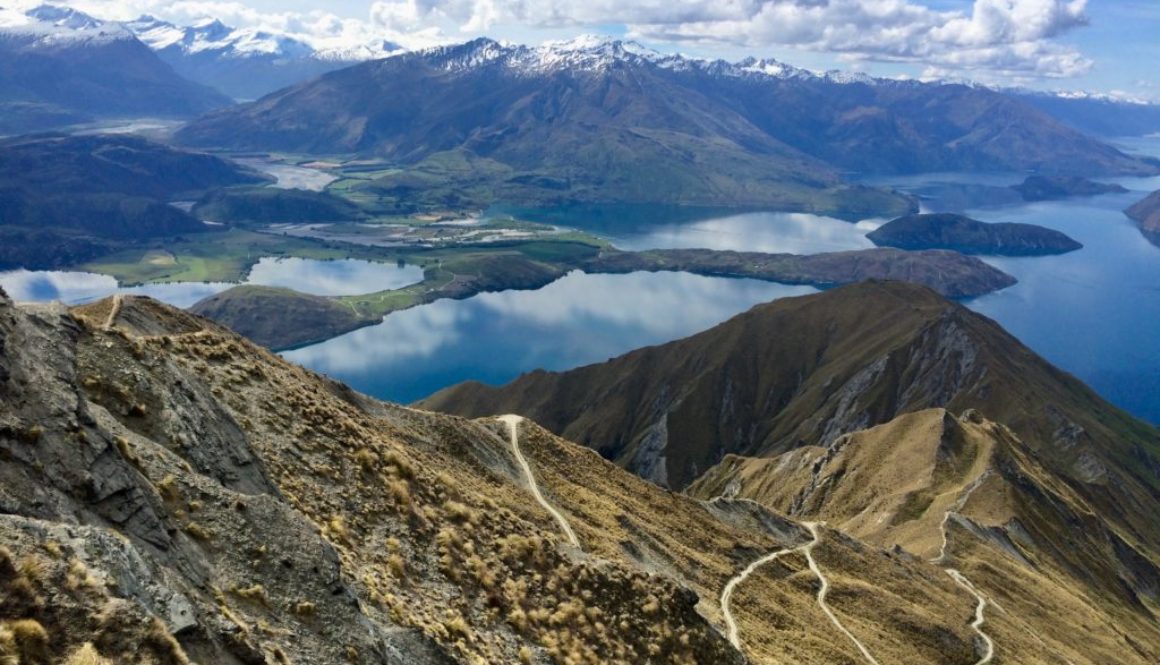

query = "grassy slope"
(688, 409), (1160, 664)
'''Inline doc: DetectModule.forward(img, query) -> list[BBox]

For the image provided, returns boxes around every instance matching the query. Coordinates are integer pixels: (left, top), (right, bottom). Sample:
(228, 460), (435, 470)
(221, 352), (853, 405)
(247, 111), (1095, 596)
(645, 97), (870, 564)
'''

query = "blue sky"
(42, 1), (1160, 100)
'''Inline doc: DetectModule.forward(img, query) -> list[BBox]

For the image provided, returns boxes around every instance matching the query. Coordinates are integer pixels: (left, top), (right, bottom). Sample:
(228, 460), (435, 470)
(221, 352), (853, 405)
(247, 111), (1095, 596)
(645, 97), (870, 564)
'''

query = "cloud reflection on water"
(284, 271), (817, 404)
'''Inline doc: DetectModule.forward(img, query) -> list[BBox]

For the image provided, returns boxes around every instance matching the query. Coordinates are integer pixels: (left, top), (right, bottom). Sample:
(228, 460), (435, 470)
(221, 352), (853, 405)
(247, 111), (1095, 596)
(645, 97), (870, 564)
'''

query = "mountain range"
(0, 5), (231, 134)
(423, 281), (1160, 661)
(175, 36), (1157, 211)
(124, 15), (403, 100)
(1, 283), (1156, 664)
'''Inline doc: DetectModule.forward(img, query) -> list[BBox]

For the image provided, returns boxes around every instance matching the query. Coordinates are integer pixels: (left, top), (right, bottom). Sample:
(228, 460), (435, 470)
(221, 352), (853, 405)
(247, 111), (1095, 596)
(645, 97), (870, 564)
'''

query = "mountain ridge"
(420, 281), (1160, 565)
(178, 36), (1156, 178)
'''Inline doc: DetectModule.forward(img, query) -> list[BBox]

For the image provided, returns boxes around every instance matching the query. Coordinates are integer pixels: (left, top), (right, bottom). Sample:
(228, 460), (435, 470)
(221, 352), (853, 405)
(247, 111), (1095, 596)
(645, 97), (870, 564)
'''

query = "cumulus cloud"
(11, 0), (1096, 79)
(363, 0), (1095, 77)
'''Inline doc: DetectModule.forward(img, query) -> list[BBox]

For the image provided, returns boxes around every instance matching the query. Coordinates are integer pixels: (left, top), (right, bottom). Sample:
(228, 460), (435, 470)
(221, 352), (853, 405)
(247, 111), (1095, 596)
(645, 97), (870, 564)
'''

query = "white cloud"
(9, 0), (1096, 79)
(614, 0), (1092, 77)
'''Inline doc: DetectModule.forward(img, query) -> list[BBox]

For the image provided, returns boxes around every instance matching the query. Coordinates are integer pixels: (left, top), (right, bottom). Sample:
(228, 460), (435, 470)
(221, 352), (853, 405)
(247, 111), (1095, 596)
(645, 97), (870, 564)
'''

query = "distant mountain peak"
(407, 35), (886, 85)
(2, 3), (133, 45)
(122, 11), (401, 63)
(25, 4), (102, 30)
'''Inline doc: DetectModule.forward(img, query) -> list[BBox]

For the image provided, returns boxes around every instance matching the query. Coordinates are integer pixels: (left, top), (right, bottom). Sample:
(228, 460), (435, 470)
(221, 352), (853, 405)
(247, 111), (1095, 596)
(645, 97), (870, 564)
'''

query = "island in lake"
(1012, 175), (1128, 201)
(867, 212), (1083, 256)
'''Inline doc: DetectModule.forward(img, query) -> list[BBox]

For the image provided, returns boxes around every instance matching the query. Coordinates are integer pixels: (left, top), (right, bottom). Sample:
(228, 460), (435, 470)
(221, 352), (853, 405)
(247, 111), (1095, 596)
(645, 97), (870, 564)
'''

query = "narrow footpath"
(497, 415), (580, 548)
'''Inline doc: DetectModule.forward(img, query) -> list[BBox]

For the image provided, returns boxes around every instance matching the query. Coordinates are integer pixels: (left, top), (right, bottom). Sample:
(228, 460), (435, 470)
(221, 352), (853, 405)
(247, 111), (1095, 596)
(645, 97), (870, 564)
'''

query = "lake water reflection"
(493, 204), (882, 254)
(285, 271), (817, 404)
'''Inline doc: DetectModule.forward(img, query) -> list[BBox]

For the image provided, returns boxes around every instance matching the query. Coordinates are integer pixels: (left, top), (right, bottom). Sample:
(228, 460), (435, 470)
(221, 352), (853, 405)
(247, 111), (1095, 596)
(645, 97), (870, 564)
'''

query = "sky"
(13, 0), (1160, 101)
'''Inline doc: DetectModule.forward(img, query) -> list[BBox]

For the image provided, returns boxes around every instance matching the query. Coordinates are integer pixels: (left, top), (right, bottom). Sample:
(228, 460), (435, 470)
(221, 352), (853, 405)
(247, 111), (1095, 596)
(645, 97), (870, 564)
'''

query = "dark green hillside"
(0, 134), (266, 261)
(192, 187), (365, 225)
(0, 133), (265, 199)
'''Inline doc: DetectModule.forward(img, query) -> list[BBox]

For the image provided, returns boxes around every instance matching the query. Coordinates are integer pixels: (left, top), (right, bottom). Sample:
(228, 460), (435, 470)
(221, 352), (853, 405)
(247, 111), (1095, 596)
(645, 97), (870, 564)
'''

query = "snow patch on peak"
(1, 4), (133, 45)
(26, 4), (102, 30)
(125, 12), (402, 62)
(736, 57), (813, 80)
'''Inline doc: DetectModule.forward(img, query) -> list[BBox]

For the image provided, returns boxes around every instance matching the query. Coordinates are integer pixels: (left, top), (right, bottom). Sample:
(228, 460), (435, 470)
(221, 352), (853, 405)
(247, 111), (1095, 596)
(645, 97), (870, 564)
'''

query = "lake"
(285, 272), (817, 404)
(296, 161), (1160, 425)
(856, 162), (1160, 424)
(283, 207), (890, 404)
(0, 257), (423, 308)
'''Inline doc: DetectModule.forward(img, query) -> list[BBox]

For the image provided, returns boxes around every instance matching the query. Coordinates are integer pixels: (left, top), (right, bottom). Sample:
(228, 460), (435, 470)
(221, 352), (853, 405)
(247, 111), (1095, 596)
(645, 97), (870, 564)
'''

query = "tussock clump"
(63, 643), (113, 665)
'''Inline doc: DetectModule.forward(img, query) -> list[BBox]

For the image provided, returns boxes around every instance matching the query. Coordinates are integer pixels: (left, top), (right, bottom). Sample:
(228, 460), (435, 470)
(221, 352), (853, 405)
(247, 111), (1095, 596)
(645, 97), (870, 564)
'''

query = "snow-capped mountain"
(122, 13), (403, 100)
(415, 35), (902, 90)
(0, 3), (133, 47)
(1009, 87), (1160, 138)
(178, 34), (1156, 181)
(0, 4), (231, 134)
(127, 15), (319, 60)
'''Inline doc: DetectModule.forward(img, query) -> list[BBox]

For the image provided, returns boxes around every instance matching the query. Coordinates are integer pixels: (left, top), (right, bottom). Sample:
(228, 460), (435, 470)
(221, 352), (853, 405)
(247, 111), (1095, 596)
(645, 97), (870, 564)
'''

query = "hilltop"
(0, 133), (265, 269)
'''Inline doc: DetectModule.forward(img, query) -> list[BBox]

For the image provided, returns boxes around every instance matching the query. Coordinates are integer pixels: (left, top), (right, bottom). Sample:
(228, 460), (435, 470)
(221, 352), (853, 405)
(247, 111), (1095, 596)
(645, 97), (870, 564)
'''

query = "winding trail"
(720, 545), (798, 650)
(931, 471), (996, 665)
(933, 470), (991, 564)
(946, 569), (995, 664)
(103, 294), (123, 331)
(717, 511), (880, 664)
(497, 415), (580, 548)
(802, 522), (883, 665)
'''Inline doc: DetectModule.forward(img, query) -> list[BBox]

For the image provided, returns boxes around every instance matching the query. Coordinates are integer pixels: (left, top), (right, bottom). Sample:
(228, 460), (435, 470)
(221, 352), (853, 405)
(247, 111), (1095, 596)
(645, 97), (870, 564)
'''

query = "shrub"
(64, 643), (114, 665)
(5, 619), (48, 662)
(156, 474), (178, 501)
